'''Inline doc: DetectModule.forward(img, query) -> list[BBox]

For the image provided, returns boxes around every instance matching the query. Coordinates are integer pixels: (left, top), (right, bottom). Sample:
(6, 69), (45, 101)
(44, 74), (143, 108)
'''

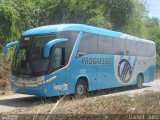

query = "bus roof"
(22, 24), (155, 44)
(22, 24), (121, 37)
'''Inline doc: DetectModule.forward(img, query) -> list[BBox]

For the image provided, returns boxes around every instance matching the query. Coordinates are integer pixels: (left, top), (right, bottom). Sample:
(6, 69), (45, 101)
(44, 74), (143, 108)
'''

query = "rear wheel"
(75, 79), (88, 97)
(137, 74), (143, 89)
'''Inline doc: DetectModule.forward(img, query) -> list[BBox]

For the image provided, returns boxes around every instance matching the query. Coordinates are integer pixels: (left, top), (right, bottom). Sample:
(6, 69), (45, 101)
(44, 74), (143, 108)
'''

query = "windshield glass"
(12, 31), (79, 77)
(12, 35), (56, 76)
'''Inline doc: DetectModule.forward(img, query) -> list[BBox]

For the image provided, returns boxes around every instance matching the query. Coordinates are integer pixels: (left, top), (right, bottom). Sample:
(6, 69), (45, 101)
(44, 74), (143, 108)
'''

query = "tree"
(122, 0), (148, 38)
(102, 0), (134, 31)
(147, 19), (160, 55)
(0, 3), (17, 44)
(7, 0), (42, 32)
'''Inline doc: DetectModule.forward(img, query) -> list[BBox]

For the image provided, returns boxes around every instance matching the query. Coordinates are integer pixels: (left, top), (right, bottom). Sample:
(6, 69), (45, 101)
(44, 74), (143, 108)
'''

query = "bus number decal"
(80, 69), (87, 74)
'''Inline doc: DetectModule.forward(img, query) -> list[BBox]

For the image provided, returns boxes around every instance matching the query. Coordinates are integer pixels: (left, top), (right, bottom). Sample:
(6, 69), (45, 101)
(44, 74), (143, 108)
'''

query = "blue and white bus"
(4, 24), (156, 97)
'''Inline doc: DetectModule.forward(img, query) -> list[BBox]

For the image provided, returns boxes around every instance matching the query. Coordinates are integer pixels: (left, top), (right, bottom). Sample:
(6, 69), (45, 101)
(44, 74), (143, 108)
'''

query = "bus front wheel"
(137, 74), (143, 89)
(75, 79), (88, 97)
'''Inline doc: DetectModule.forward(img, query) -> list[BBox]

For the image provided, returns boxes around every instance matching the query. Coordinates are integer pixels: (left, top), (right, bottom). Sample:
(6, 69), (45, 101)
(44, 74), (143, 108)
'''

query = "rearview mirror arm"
(44, 38), (68, 57)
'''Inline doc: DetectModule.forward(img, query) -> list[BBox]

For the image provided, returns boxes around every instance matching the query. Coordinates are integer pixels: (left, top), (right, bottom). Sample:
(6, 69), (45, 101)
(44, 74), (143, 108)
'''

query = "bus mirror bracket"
(44, 38), (68, 57)
(4, 41), (19, 56)
(76, 52), (87, 58)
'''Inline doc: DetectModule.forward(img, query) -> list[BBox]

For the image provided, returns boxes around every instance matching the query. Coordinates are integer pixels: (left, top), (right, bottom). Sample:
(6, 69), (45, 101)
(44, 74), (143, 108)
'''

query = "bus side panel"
(70, 54), (98, 91)
(45, 69), (68, 96)
(137, 56), (156, 83)
(113, 55), (156, 86)
(113, 55), (138, 87)
(143, 65), (156, 82)
(97, 54), (115, 89)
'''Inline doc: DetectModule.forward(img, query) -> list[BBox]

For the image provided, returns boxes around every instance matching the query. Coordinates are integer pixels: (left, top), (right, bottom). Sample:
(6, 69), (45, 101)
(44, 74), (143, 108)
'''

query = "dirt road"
(0, 80), (160, 113)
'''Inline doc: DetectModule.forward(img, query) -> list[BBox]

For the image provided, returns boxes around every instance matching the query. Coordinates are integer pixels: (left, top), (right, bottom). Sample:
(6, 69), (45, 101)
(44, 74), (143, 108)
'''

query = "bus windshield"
(12, 34), (56, 76)
(12, 31), (79, 77)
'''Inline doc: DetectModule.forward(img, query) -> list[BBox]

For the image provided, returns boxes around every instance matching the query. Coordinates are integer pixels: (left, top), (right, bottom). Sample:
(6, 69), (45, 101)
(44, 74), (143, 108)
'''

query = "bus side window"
(113, 38), (126, 55)
(148, 43), (156, 57)
(53, 48), (65, 68)
(77, 32), (97, 56)
(126, 40), (138, 56)
(138, 42), (147, 57)
(98, 36), (113, 54)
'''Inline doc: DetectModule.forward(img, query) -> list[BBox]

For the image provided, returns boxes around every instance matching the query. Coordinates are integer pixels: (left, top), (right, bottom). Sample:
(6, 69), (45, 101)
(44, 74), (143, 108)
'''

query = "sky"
(147, 0), (160, 18)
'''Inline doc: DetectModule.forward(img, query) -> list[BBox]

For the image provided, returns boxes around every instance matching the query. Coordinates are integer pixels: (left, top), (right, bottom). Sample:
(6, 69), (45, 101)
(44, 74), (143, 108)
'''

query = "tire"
(75, 79), (88, 97)
(137, 75), (143, 89)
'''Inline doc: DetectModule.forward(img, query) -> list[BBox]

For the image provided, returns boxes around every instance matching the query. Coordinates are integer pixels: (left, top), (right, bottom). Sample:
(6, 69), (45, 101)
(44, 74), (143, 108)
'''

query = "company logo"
(118, 59), (132, 83)
(82, 57), (111, 64)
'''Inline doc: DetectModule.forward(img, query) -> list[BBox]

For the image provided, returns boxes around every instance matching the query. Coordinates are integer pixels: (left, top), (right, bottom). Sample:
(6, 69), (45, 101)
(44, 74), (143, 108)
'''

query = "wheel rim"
(77, 84), (85, 95)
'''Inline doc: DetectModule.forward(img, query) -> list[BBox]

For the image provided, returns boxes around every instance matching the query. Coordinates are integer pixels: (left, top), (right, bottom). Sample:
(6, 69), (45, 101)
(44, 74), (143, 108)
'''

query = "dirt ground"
(0, 80), (160, 120)
(7, 90), (160, 115)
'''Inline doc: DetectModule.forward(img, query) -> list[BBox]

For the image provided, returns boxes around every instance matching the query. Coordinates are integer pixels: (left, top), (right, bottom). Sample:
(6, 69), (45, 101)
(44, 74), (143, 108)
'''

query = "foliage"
(0, 0), (160, 56)
(147, 24), (160, 55)
(103, 0), (134, 31)
(7, 0), (43, 32)
(122, 0), (148, 37)
(0, 3), (17, 44)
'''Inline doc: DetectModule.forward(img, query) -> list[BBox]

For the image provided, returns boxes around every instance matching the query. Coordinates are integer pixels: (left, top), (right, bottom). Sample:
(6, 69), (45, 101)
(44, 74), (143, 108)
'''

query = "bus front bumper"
(11, 76), (70, 97)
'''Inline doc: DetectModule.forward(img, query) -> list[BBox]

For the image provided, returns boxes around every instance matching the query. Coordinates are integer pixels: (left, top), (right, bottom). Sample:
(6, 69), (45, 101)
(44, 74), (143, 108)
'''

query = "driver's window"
(53, 48), (62, 67)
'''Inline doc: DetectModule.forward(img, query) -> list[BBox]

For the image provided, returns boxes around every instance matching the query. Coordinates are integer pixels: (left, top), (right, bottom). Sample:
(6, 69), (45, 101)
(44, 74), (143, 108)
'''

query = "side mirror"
(44, 38), (68, 57)
(4, 41), (19, 56)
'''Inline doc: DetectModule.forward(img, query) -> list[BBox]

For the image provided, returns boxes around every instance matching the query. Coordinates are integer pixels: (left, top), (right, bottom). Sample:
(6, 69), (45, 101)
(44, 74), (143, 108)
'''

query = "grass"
(7, 91), (160, 115)
(0, 51), (12, 95)
(55, 92), (160, 114)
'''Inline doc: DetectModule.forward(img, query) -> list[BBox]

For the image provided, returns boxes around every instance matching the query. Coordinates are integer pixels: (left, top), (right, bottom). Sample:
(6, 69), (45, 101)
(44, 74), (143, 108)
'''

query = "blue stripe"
(128, 56), (131, 62)
(132, 57), (138, 70)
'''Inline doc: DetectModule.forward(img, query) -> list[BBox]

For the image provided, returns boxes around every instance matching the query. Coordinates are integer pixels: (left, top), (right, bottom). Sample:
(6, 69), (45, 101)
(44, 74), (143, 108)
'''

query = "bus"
(4, 24), (156, 97)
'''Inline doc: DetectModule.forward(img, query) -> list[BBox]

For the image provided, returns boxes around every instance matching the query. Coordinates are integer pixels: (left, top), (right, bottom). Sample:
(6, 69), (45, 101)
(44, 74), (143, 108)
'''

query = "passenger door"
(50, 44), (66, 87)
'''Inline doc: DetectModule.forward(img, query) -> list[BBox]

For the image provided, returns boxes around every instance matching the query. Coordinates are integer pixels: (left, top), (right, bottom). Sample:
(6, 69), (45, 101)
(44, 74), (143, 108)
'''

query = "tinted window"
(138, 42), (147, 56)
(57, 31), (79, 63)
(98, 36), (113, 54)
(52, 48), (62, 67)
(126, 40), (138, 56)
(113, 38), (126, 55)
(78, 33), (97, 55)
(147, 43), (156, 57)
(12, 35), (55, 76)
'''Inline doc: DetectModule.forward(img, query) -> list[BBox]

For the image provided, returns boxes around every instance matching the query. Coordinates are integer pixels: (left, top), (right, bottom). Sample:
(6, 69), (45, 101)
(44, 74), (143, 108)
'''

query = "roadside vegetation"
(0, 0), (160, 93)
(8, 91), (160, 115)
(0, 51), (13, 95)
